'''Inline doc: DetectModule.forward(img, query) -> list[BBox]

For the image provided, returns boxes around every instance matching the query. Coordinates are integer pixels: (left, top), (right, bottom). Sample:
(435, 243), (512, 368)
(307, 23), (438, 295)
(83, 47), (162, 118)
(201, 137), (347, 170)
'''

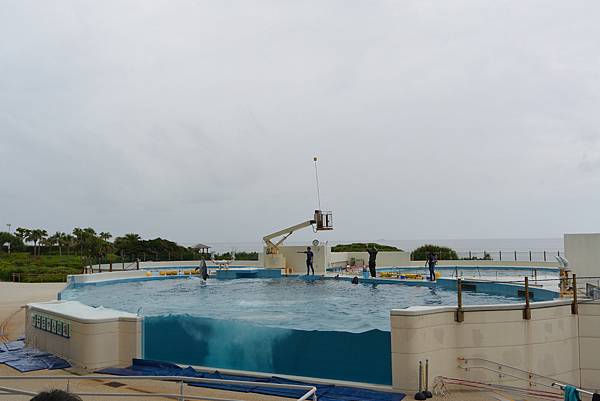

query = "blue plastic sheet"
(5, 340), (25, 351)
(6, 355), (71, 372)
(0, 343), (70, 372)
(99, 359), (405, 401)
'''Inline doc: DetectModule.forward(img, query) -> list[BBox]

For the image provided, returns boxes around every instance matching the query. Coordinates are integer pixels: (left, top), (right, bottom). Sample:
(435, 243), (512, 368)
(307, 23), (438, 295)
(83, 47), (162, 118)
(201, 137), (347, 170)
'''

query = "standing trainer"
(426, 252), (437, 281)
(366, 245), (378, 278)
(298, 247), (315, 275)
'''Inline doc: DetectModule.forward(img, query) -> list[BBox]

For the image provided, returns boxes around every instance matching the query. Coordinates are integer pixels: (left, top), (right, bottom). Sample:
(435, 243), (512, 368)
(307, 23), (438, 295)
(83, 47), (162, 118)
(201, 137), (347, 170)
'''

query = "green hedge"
(0, 252), (84, 282)
(411, 244), (458, 261)
(331, 243), (402, 252)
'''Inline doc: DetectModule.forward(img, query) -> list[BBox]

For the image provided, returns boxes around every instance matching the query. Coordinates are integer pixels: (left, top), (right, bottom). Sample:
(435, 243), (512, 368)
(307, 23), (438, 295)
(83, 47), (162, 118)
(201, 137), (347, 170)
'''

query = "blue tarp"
(98, 359), (405, 401)
(5, 340), (25, 351)
(6, 355), (71, 372)
(0, 342), (70, 372)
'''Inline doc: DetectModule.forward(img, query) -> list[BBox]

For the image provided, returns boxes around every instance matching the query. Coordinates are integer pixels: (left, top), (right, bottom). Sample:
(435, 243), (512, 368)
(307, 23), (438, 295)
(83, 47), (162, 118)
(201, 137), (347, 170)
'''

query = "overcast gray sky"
(1, 0), (599, 246)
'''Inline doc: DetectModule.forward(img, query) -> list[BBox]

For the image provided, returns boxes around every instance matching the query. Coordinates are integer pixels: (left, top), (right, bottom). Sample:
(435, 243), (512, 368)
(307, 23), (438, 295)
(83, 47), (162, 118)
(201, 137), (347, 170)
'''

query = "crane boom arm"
(263, 219), (315, 253)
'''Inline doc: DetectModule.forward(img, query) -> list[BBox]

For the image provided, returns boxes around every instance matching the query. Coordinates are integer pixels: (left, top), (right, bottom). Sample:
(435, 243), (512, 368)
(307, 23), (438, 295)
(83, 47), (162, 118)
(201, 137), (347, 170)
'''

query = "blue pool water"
(60, 277), (525, 332)
(60, 277), (532, 384)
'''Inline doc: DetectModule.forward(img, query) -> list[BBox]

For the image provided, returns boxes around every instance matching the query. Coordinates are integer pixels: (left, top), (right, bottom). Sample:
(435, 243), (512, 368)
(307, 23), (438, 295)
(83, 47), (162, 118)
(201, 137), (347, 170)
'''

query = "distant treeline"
(331, 243), (403, 252)
(331, 242), (462, 261)
(0, 227), (258, 264)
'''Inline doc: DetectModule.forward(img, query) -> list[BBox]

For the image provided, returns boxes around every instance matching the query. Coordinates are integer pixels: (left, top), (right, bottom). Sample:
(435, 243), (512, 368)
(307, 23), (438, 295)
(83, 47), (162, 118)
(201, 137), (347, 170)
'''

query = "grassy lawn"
(0, 253), (84, 282)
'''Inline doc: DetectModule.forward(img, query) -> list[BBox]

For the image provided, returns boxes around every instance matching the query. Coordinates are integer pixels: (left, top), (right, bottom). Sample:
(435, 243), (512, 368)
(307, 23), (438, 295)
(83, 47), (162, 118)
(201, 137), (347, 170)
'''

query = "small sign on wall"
(32, 313), (70, 338)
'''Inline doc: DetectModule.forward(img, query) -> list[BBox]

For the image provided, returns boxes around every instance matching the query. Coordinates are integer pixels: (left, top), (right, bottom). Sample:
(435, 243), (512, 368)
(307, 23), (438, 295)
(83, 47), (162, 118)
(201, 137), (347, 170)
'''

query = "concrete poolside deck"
(0, 282), (66, 342)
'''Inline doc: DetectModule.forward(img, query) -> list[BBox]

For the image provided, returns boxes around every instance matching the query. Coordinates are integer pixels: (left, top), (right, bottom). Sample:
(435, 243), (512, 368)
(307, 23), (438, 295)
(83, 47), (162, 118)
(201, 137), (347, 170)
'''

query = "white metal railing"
(458, 357), (595, 398)
(552, 382), (595, 398)
(0, 375), (318, 401)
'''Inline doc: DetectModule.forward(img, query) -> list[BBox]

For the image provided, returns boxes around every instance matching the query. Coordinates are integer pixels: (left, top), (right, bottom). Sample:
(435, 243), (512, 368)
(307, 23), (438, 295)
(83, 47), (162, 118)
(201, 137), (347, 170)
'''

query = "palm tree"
(99, 232), (112, 241)
(27, 229), (48, 256)
(124, 233), (141, 242)
(114, 233), (142, 261)
(14, 227), (31, 243)
(49, 232), (67, 256)
(72, 227), (97, 256)
(63, 234), (75, 255)
(40, 236), (53, 254)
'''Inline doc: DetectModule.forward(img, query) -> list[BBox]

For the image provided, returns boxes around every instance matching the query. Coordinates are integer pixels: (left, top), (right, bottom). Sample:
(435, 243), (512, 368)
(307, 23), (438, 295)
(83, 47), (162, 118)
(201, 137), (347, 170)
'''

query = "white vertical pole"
(313, 156), (321, 211)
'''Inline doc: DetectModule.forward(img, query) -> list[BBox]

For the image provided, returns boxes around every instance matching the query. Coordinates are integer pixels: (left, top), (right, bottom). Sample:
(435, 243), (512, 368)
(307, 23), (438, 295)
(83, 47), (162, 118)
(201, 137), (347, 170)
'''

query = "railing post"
(455, 279), (464, 322)
(179, 379), (184, 401)
(572, 274), (578, 315)
(523, 277), (531, 320)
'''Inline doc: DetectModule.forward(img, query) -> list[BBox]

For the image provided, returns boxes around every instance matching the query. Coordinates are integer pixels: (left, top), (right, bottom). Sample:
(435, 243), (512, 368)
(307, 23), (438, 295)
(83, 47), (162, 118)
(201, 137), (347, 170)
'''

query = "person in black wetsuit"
(298, 247), (314, 275)
(426, 252), (437, 281)
(366, 246), (378, 278)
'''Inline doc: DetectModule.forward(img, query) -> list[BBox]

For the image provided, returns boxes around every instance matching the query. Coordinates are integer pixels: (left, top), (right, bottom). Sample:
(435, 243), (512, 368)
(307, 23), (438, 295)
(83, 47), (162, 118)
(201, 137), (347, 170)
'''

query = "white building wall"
(564, 233), (600, 277)
(278, 245), (328, 275)
(342, 251), (411, 267)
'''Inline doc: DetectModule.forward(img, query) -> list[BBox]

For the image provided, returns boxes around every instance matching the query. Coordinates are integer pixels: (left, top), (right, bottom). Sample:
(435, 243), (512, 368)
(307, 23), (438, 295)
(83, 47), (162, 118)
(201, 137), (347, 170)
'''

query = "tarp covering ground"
(0, 340), (70, 372)
(98, 359), (405, 401)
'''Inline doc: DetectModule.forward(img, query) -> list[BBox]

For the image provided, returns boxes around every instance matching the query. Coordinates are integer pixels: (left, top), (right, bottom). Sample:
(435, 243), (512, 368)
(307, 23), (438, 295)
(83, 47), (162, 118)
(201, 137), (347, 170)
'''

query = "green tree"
(63, 234), (75, 255)
(99, 232), (112, 241)
(97, 232), (113, 263)
(411, 244), (458, 261)
(0, 232), (25, 252)
(14, 227), (31, 243)
(27, 229), (48, 256)
(113, 233), (142, 259)
(48, 232), (68, 256)
(331, 242), (402, 252)
(72, 227), (102, 262)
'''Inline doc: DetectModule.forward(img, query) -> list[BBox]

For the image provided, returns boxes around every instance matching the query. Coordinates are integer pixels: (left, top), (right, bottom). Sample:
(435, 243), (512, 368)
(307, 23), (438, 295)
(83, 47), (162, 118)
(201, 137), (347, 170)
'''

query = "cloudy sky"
(1, 0), (599, 247)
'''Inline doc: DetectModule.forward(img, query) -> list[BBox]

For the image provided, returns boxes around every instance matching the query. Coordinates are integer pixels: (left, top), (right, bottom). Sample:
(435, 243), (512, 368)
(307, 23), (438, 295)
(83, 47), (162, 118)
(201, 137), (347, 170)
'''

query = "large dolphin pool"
(60, 276), (557, 384)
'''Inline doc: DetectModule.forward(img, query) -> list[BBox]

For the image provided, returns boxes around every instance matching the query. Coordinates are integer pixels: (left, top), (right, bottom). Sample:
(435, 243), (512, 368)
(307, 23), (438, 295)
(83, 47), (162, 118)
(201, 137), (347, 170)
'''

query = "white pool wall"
(25, 300), (142, 370)
(390, 299), (600, 391)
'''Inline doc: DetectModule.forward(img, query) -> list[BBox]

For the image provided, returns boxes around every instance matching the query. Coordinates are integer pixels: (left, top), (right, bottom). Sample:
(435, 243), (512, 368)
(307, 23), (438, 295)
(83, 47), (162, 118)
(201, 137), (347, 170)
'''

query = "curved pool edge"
(59, 269), (559, 304)
(41, 268), (576, 390)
